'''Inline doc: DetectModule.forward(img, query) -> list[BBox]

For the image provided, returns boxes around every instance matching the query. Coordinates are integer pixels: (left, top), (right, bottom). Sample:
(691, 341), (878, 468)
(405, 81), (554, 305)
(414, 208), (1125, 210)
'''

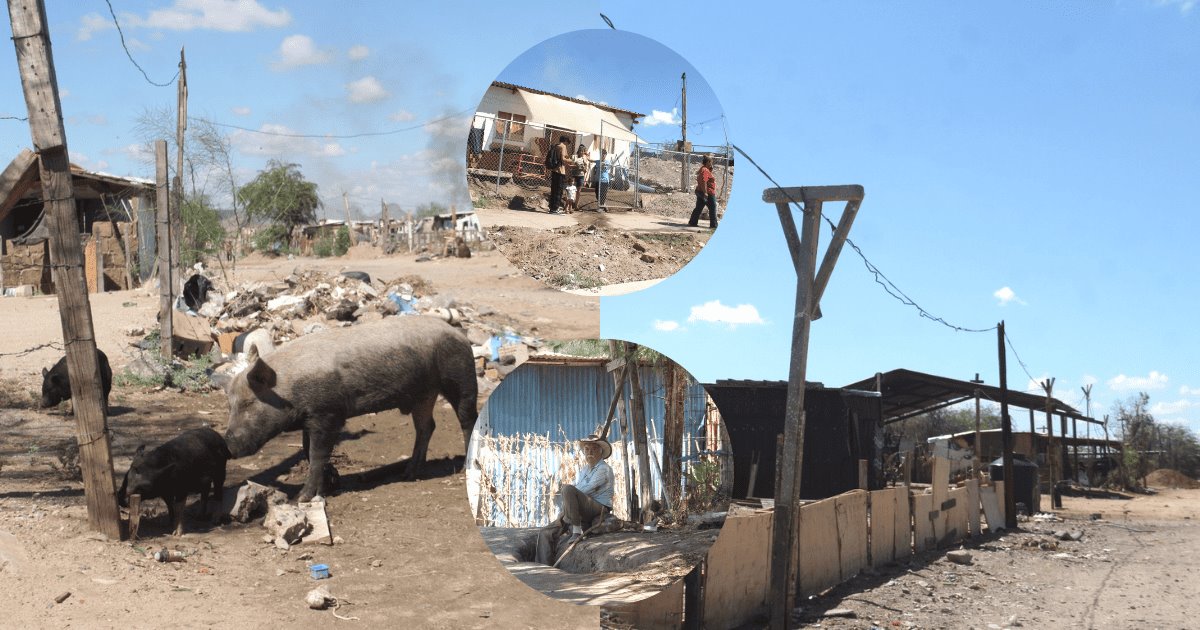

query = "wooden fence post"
(8, 0), (120, 539)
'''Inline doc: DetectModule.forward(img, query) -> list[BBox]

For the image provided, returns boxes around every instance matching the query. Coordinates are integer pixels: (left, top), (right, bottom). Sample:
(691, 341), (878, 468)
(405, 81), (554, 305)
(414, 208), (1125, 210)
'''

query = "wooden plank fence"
(704, 480), (1005, 627)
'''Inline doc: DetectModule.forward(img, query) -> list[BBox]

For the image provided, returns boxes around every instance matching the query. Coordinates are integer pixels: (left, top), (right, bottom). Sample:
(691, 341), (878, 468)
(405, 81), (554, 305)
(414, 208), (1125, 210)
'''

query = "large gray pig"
(223, 316), (478, 501)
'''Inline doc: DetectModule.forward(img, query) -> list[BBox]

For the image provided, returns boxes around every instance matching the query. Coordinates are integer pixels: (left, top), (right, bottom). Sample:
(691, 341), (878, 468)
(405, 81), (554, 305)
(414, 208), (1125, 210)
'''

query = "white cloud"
(653, 320), (680, 332)
(273, 34), (332, 69)
(135, 0), (290, 32)
(642, 108), (681, 127)
(993, 286), (1026, 306)
(388, 110), (416, 122)
(77, 13), (112, 41)
(346, 76), (388, 103)
(1155, 0), (1197, 14)
(232, 106), (252, 116)
(230, 124), (346, 158)
(1107, 371), (1169, 392)
(348, 45), (369, 60)
(1151, 399), (1196, 416)
(1180, 385), (1200, 397)
(686, 300), (765, 327)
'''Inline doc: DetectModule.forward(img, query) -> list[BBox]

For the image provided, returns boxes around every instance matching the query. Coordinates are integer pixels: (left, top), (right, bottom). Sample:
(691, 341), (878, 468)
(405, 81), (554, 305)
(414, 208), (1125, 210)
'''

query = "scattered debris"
(309, 563), (331, 580)
(823, 608), (857, 618)
(305, 585), (335, 610)
(53, 592), (70, 604)
(264, 503), (311, 547)
(945, 550), (973, 565)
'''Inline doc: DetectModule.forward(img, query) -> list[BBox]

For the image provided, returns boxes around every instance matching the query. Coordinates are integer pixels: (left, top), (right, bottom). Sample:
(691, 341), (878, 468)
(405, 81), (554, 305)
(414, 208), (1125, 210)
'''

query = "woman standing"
(687, 155), (718, 229)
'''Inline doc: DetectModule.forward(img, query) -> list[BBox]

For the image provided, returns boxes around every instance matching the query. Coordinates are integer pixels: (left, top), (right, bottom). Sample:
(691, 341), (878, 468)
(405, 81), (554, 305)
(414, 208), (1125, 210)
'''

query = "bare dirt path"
(790, 488), (1200, 630)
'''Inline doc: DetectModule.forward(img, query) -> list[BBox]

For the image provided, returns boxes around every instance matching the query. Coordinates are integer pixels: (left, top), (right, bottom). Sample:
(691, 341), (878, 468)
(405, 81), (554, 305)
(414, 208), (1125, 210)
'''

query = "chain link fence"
(467, 112), (732, 215)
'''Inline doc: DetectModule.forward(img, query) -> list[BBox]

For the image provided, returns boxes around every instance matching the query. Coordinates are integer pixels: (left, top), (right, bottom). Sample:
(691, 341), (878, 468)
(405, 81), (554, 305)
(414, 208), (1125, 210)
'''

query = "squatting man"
(535, 434), (615, 564)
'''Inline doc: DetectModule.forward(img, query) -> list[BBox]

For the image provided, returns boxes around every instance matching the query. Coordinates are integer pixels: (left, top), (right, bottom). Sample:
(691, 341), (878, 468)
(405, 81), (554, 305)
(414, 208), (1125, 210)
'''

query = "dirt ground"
(0, 248), (604, 628)
(487, 223), (709, 291)
(786, 487), (1200, 630)
(469, 161), (717, 292)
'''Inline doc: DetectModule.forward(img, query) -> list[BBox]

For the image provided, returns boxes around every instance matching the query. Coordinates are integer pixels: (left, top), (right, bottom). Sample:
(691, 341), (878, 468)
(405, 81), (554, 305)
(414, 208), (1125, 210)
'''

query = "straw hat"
(579, 434), (612, 460)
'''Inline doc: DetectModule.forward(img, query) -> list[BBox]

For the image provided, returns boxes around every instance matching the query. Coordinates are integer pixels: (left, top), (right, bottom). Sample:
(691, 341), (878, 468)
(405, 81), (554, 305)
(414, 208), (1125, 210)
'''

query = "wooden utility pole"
(172, 47), (186, 276)
(997, 321), (1016, 529)
(1041, 378), (1056, 484)
(155, 141), (173, 360)
(625, 343), (654, 519)
(9, 0), (120, 539)
(342, 191), (353, 225)
(679, 72), (688, 191)
(662, 360), (686, 511)
(1082, 384), (1093, 485)
(765, 185), (863, 628)
(379, 198), (388, 248)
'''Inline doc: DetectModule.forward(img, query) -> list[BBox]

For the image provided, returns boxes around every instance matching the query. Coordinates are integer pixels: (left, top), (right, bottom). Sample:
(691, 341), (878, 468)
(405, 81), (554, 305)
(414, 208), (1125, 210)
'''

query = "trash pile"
(170, 267), (541, 389)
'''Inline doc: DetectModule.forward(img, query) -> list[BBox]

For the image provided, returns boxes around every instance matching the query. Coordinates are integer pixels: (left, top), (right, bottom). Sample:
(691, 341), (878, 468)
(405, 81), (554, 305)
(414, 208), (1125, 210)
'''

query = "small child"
(564, 184), (578, 214)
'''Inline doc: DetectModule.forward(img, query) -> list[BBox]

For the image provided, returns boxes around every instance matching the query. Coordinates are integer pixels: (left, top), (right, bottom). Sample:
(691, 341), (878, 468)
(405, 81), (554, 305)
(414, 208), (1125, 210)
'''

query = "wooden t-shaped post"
(8, 0), (120, 539)
(764, 184), (863, 628)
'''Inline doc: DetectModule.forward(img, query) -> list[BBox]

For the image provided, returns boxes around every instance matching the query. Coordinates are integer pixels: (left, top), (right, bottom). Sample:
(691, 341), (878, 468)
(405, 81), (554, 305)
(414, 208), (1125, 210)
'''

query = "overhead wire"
(731, 143), (997, 334)
(104, 0), (179, 88)
(196, 107), (474, 139)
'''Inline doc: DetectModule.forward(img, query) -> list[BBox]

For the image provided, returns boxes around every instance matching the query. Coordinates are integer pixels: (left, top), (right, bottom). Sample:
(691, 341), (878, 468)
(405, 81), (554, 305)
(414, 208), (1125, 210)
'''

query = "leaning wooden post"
(764, 185), (863, 628)
(172, 47), (186, 276)
(626, 343), (654, 518)
(8, 0), (120, 539)
(155, 141), (173, 360)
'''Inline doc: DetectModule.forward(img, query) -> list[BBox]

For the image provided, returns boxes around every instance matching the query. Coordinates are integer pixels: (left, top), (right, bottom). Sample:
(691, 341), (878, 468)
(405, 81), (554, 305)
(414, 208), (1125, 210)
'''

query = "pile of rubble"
(169, 267), (541, 388)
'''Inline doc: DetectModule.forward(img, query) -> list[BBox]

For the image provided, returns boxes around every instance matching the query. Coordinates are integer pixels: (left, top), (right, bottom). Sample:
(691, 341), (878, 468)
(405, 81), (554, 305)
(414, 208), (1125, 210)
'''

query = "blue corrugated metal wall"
(485, 362), (710, 444)
(478, 362), (714, 525)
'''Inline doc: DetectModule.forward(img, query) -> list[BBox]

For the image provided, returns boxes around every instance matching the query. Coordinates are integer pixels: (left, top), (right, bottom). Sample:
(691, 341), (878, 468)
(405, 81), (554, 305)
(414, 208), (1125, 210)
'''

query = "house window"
(496, 111), (525, 141)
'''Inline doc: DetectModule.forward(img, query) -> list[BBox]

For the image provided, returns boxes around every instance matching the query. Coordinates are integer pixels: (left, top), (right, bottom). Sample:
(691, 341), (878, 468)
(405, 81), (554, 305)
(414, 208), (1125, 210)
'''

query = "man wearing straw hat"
(534, 434), (615, 564)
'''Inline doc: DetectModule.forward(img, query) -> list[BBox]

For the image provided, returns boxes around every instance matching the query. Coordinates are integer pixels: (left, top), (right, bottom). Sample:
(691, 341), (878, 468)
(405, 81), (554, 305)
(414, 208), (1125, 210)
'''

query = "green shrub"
(334, 225), (351, 256)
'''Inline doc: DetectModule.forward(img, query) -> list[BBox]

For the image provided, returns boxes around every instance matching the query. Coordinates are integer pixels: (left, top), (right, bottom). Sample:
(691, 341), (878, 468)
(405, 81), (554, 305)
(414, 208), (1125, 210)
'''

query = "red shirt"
(696, 165), (716, 195)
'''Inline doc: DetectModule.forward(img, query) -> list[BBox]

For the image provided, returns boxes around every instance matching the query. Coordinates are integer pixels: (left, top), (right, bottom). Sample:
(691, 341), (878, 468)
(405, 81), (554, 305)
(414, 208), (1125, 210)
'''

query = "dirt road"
(790, 488), (1200, 629)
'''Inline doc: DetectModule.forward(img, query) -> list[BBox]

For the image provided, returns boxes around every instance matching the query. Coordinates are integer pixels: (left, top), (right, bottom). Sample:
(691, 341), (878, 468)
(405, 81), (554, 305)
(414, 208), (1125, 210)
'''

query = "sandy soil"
(469, 166), (714, 293)
(787, 487), (1200, 630)
(0, 249), (603, 628)
(487, 224), (709, 292)
(0, 247), (599, 388)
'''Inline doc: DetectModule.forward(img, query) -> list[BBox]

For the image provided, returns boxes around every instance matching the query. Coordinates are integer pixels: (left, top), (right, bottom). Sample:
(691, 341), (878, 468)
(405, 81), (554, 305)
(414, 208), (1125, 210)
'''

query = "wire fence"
(466, 112), (733, 215)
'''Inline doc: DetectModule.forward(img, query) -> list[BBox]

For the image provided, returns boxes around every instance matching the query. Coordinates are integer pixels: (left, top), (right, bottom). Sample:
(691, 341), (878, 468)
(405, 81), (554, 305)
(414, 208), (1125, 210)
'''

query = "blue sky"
(0, 2), (1196, 433)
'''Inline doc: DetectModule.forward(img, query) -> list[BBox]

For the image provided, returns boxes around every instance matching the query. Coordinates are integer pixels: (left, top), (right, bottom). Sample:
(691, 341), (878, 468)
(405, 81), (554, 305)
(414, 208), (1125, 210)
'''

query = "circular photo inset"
(466, 339), (731, 606)
(464, 30), (733, 295)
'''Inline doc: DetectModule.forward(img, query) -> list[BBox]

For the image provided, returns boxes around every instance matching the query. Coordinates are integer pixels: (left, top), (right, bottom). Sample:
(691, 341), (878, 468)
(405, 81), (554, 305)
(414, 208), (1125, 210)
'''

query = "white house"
(471, 81), (644, 168)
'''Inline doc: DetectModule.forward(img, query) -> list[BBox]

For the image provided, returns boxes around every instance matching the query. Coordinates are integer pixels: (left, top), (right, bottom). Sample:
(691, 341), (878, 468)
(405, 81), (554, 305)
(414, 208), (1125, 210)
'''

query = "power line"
(1003, 329), (1038, 384)
(730, 143), (996, 334)
(105, 0), (178, 88)
(1, 115), (29, 121)
(197, 107), (474, 139)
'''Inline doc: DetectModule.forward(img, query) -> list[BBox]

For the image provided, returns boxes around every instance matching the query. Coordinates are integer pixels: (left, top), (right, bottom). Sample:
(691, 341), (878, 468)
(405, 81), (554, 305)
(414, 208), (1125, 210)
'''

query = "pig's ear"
(42, 367), (48, 377)
(246, 357), (277, 393)
(133, 444), (146, 458)
(247, 342), (260, 364)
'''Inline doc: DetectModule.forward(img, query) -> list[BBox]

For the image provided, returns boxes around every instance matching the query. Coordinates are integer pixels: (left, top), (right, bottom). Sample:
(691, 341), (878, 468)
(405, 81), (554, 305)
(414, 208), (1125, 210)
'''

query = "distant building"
(0, 149), (154, 294)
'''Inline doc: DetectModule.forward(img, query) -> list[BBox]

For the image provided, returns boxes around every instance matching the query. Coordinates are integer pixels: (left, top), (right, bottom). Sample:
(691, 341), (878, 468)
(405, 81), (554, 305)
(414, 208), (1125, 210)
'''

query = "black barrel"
(990, 454), (1039, 515)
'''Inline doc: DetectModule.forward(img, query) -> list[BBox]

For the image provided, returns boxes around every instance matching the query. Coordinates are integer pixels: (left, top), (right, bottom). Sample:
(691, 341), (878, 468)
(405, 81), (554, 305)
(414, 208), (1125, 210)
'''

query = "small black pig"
(41, 349), (112, 412)
(117, 427), (230, 536)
